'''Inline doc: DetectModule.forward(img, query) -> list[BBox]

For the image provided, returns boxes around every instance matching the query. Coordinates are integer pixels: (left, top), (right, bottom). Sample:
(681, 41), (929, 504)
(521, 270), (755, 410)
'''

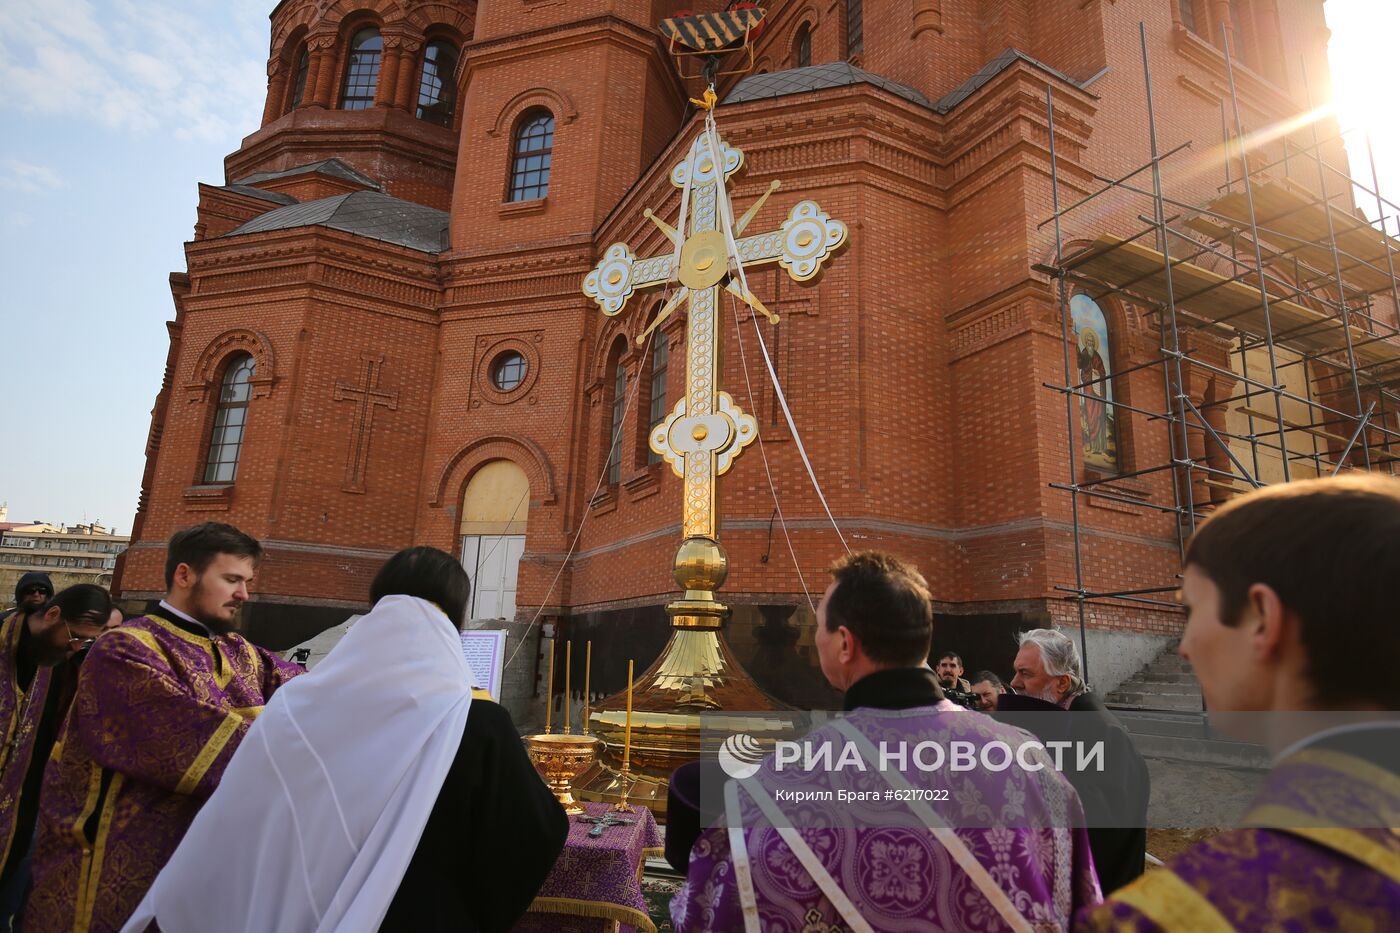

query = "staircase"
(1105, 643), (1203, 712)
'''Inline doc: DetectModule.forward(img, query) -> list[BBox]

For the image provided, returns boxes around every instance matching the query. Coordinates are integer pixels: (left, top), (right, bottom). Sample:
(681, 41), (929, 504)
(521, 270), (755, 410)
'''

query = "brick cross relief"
(333, 352), (399, 493)
(583, 131), (846, 540)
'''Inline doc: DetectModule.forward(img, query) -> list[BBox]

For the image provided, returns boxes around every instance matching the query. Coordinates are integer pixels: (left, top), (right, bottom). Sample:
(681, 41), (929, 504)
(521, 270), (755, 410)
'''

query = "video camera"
(941, 685), (980, 710)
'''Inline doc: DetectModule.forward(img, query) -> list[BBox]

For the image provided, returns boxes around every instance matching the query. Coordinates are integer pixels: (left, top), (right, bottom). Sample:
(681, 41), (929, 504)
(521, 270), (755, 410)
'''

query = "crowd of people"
(0, 474), (1397, 931)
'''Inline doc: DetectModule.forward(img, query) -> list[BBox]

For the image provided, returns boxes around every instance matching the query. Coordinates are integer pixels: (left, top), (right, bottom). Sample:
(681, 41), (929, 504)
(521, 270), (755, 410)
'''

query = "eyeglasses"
(20, 587), (49, 597)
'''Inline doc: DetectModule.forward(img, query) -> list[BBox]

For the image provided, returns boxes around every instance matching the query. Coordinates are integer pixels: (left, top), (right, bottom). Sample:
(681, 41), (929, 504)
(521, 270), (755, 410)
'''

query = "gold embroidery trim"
(106, 626), (168, 659)
(1283, 748), (1400, 806)
(525, 896), (657, 933)
(146, 615), (215, 653)
(231, 705), (265, 719)
(1247, 803), (1400, 885)
(69, 765), (105, 933)
(74, 773), (123, 933)
(176, 712), (241, 795)
(1111, 868), (1237, 932)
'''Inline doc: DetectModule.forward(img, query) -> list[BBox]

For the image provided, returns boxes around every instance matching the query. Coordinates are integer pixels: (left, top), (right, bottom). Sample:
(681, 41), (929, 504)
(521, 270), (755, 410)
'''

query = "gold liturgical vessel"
(526, 639), (598, 814)
(572, 81), (849, 815)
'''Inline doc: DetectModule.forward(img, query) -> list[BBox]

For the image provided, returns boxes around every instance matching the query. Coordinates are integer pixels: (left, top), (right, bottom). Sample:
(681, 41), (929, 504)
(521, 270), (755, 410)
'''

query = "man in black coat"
(1006, 628), (1150, 895)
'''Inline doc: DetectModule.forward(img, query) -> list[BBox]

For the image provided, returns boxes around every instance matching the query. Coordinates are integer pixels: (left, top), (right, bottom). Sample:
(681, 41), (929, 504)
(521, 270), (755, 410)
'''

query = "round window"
(492, 351), (528, 391)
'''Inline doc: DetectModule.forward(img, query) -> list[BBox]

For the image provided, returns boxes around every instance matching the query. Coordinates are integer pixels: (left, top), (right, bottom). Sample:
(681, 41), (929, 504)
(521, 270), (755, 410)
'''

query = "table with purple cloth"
(513, 801), (664, 933)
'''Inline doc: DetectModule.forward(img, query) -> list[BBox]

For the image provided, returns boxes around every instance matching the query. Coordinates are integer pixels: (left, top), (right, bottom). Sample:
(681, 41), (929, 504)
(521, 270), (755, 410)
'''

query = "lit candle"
(545, 638), (556, 734)
(622, 659), (634, 774)
(564, 640), (573, 734)
(583, 641), (592, 731)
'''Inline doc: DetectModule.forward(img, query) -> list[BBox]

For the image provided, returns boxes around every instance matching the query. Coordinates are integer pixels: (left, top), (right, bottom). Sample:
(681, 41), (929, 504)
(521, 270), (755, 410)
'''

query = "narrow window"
(647, 336), (669, 465)
(795, 24), (812, 68)
(340, 27), (382, 110)
(204, 354), (255, 484)
(416, 39), (460, 127)
(508, 110), (554, 202)
(608, 357), (626, 485)
(1178, 0), (1198, 33)
(290, 43), (310, 109)
(846, 0), (863, 57)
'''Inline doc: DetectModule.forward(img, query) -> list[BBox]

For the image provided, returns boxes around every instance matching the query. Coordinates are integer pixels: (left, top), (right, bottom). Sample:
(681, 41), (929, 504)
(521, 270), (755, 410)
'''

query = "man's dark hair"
(43, 584), (113, 623)
(164, 523), (263, 589)
(1185, 475), (1400, 707)
(938, 651), (963, 665)
(370, 546), (472, 629)
(824, 551), (932, 666)
(970, 670), (1003, 689)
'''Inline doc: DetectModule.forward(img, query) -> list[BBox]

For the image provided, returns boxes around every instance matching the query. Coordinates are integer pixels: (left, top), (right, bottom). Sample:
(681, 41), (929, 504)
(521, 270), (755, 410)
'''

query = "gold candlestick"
(564, 640), (573, 735)
(545, 637), (555, 734)
(613, 659), (636, 813)
(583, 641), (592, 735)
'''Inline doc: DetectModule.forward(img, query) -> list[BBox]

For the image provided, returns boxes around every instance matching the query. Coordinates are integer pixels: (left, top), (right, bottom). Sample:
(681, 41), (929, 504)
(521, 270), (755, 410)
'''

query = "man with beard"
(22, 523), (303, 933)
(1007, 628), (1149, 894)
(0, 585), (116, 927)
(934, 650), (972, 692)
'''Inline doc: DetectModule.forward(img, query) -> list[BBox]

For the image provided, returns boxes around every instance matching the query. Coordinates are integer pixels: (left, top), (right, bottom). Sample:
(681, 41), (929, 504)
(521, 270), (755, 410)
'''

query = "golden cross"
(583, 131), (846, 542)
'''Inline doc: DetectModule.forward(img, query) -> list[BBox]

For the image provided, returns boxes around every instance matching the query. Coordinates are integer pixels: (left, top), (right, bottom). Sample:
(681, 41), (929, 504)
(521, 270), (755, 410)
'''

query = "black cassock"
(380, 698), (568, 932)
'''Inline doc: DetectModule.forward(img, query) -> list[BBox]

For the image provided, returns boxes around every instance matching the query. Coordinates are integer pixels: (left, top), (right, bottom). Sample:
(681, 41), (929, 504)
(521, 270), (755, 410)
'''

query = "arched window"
(1069, 294), (1118, 473)
(508, 110), (554, 202)
(416, 39), (460, 127)
(340, 27), (383, 110)
(646, 334), (669, 465)
(845, 0), (863, 57)
(204, 354), (256, 484)
(606, 345), (626, 485)
(795, 24), (812, 68)
(289, 43), (310, 109)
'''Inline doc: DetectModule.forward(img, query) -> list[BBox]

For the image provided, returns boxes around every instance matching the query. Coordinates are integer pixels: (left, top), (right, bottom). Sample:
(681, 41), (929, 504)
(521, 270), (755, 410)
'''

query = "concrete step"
(1114, 709), (1208, 739)
(1130, 672), (1198, 686)
(1133, 733), (1269, 769)
(1109, 683), (1202, 699)
(1106, 692), (1204, 712)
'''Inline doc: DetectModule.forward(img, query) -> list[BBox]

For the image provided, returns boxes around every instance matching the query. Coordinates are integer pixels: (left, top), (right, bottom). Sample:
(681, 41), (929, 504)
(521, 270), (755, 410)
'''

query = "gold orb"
(673, 536), (727, 592)
(692, 424), (709, 441)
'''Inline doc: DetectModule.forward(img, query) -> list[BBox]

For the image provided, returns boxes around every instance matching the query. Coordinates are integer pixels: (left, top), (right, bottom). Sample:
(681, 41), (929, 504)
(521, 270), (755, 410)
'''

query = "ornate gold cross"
(583, 131), (846, 548)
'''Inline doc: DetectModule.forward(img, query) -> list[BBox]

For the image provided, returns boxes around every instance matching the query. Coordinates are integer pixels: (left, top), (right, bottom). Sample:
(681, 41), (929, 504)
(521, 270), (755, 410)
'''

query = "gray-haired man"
(1008, 629), (1149, 895)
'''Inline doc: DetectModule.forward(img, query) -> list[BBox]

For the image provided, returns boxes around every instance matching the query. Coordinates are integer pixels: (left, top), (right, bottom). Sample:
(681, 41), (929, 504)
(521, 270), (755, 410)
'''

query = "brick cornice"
(462, 15), (657, 71)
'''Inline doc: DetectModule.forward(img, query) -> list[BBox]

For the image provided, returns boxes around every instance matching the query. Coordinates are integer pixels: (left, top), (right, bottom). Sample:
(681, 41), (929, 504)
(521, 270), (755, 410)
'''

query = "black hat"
(15, 571), (54, 600)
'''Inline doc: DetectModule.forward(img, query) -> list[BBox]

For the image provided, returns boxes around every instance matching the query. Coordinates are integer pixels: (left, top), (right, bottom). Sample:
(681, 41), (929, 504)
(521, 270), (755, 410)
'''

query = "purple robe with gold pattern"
(1076, 742), (1400, 931)
(673, 702), (1102, 932)
(0, 610), (56, 880)
(22, 613), (302, 933)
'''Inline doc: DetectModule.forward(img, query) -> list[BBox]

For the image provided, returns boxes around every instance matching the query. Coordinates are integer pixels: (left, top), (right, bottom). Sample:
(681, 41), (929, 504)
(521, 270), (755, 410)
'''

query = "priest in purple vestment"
(22, 523), (303, 933)
(1077, 476), (1400, 931)
(0, 585), (115, 927)
(672, 551), (1101, 932)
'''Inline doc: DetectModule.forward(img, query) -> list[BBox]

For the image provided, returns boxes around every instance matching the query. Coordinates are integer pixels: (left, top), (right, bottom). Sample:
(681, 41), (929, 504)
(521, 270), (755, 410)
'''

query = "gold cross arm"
(580, 129), (849, 541)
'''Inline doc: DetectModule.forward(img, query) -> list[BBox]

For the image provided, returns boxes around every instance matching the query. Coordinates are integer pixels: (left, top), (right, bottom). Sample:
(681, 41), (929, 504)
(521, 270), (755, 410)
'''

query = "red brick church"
(117, 0), (1370, 708)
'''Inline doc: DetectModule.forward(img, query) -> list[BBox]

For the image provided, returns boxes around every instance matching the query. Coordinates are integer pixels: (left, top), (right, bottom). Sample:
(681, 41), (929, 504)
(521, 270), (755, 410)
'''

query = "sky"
(0, 0), (1397, 534)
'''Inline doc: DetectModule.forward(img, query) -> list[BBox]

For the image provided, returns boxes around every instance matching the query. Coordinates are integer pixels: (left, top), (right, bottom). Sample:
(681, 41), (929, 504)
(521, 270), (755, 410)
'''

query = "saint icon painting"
(1070, 293), (1118, 472)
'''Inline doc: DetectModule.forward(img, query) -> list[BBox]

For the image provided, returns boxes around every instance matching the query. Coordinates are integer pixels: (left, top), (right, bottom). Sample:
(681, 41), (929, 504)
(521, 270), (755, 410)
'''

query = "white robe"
(122, 594), (473, 933)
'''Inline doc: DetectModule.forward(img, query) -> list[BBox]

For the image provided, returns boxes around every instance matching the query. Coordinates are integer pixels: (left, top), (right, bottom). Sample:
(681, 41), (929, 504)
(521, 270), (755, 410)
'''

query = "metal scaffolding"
(1038, 24), (1400, 690)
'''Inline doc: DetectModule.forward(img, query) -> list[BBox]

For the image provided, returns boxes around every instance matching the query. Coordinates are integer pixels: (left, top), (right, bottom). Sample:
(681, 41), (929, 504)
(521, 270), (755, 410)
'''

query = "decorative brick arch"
(487, 87), (578, 138)
(589, 322), (640, 387)
(185, 329), (277, 403)
(432, 435), (558, 508)
(271, 1), (322, 55)
(405, 2), (475, 40)
(323, 0), (408, 32)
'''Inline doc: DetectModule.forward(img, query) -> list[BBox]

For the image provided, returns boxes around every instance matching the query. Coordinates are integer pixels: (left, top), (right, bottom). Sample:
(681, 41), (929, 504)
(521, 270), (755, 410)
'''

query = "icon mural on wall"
(1070, 293), (1118, 472)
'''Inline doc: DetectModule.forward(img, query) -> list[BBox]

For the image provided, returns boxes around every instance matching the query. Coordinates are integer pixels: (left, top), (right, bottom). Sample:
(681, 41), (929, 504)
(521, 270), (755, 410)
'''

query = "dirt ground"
(1141, 755), (1265, 862)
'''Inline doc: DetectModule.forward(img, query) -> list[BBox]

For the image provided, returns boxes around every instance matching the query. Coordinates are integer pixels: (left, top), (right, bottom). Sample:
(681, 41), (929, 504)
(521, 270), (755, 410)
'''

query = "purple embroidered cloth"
(515, 801), (663, 933)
